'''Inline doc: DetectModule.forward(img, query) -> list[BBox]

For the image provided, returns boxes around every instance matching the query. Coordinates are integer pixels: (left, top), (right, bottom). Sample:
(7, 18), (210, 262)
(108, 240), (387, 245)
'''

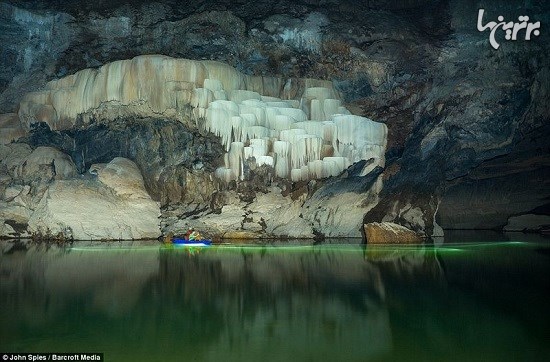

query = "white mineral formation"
(13, 55), (387, 183)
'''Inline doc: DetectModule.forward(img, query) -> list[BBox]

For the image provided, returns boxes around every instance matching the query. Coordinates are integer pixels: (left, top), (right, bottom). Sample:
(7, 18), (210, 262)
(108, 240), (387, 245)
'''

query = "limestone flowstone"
(14, 55), (388, 185)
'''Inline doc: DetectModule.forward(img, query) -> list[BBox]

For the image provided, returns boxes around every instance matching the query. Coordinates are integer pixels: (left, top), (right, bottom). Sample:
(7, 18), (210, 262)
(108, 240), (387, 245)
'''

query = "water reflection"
(0, 239), (548, 361)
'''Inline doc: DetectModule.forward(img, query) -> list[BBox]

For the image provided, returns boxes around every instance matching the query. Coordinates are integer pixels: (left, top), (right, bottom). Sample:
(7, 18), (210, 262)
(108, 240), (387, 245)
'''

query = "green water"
(1, 233), (549, 361)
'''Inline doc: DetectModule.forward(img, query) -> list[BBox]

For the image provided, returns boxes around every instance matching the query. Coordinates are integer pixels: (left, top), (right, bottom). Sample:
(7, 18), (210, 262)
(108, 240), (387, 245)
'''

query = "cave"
(0, 0), (548, 360)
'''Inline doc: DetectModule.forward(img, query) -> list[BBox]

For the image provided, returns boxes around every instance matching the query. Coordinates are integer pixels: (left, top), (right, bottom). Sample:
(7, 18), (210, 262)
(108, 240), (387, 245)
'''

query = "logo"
(477, 9), (541, 49)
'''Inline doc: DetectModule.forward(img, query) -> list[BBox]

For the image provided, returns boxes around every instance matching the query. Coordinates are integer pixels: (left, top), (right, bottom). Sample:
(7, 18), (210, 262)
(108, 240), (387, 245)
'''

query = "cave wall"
(1, 0), (549, 236)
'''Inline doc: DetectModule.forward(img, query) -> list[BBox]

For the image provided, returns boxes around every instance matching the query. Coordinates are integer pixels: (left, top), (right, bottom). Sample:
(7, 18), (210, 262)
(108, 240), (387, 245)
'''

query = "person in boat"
(189, 230), (202, 241)
(184, 228), (193, 241)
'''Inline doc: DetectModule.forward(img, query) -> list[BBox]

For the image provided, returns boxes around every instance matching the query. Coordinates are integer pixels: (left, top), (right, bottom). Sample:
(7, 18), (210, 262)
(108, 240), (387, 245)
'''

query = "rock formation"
(1, 53), (388, 240)
(28, 157), (160, 240)
(0, 143), (160, 240)
(0, 0), (548, 240)
(364, 222), (424, 244)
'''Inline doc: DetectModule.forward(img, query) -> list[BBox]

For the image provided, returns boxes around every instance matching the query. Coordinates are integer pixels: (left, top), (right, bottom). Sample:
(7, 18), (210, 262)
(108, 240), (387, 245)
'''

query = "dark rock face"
(1, 0), (549, 235)
(21, 118), (225, 206)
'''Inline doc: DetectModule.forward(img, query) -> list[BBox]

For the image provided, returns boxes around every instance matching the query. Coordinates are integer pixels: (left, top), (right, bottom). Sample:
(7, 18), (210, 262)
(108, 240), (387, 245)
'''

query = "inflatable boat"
(172, 238), (212, 246)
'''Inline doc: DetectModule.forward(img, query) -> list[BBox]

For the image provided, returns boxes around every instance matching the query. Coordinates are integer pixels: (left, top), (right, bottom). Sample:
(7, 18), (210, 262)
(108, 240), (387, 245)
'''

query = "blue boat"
(172, 238), (212, 246)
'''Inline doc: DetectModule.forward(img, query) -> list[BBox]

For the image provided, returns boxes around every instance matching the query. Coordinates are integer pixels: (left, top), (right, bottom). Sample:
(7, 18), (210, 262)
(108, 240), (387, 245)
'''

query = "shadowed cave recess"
(0, 0), (549, 241)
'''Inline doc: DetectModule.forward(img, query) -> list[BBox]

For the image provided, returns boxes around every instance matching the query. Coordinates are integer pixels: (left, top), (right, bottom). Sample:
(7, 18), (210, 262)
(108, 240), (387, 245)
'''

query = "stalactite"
(256, 155), (274, 167)
(243, 146), (253, 160)
(300, 165), (310, 181)
(308, 160), (324, 179)
(250, 138), (268, 158)
(191, 88), (212, 108)
(215, 167), (236, 183)
(292, 121), (324, 139)
(290, 135), (322, 169)
(229, 142), (244, 181)
(278, 107), (308, 122)
(323, 99), (341, 120)
(310, 99), (325, 121)
(275, 155), (290, 178)
(323, 156), (351, 176)
(273, 140), (291, 158)
(243, 126), (270, 142)
(265, 107), (281, 129)
(280, 128), (307, 144)
(203, 78), (223, 91)
(213, 90), (227, 100)
(272, 115), (294, 131)
(229, 90), (261, 103)
(290, 168), (302, 182)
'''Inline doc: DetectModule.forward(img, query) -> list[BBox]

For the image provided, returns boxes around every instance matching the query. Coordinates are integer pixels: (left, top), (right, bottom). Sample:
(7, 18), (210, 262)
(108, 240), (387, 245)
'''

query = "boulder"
(90, 157), (150, 199)
(364, 222), (424, 244)
(28, 158), (160, 240)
